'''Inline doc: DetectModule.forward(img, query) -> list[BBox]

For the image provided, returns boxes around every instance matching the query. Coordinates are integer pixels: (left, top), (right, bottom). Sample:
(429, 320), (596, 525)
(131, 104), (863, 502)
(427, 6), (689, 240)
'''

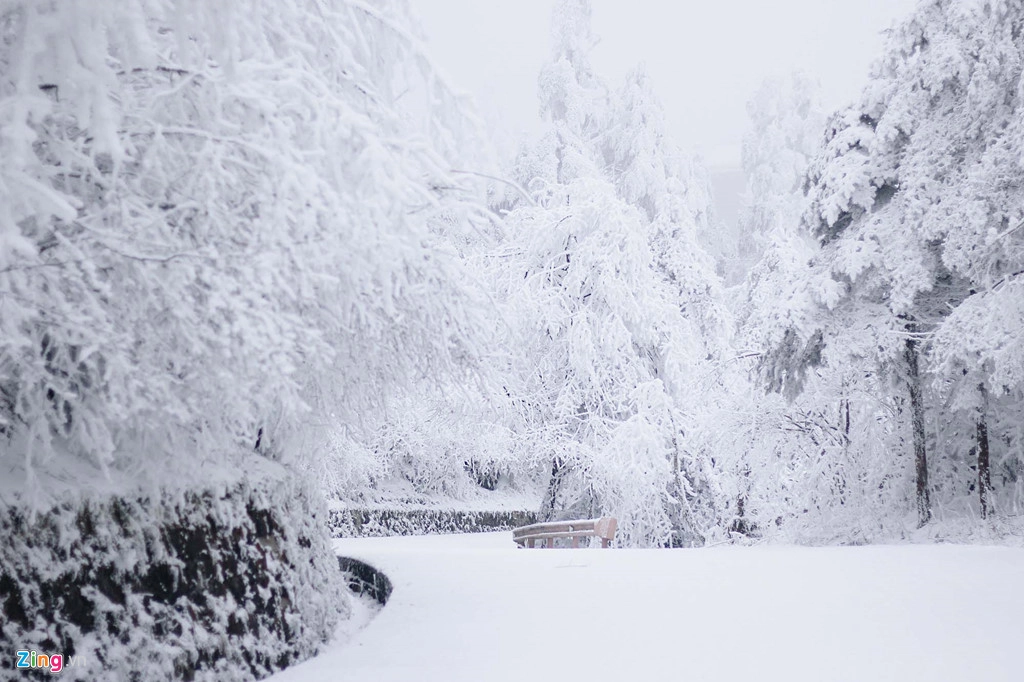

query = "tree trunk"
(539, 457), (564, 521)
(729, 468), (755, 538)
(667, 444), (704, 547)
(843, 397), (850, 440)
(977, 384), (992, 519)
(904, 336), (931, 527)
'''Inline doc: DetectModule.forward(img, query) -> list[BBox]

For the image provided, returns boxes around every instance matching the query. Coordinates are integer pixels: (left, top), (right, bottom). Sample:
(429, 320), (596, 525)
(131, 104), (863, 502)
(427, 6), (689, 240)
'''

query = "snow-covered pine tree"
(883, 0), (1024, 518)
(601, 64), (732, 539)
(794, 102), (942, 530)
(717, 75), (831, 539)
(774, 0), (1024, 528)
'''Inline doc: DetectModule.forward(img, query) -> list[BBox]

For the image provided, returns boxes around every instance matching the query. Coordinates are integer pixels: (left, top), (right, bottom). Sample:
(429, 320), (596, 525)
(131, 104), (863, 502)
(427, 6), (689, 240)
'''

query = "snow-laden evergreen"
(756, 0), (1024, 531)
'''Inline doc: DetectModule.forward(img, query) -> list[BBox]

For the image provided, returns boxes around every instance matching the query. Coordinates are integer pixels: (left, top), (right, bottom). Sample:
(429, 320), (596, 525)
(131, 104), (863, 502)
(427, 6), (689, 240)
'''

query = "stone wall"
(0, 470), (345, 681)
(328, 508), (537, 538)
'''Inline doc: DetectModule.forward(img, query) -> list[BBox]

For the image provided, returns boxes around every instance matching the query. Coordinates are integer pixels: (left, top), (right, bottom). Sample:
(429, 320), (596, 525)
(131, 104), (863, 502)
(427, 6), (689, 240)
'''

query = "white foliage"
(4, 0), (1021, 552)
(487, 0), (728, 546)
(736, 73), (824, 281)
(748, 0), (1024, 528)
(0, 1), (490, 491)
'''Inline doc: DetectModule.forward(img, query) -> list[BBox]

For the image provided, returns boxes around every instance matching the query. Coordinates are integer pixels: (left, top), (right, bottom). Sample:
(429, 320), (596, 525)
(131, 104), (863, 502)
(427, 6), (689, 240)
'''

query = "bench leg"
(601, 538), (610, 548)
(572, 536), (579, 548)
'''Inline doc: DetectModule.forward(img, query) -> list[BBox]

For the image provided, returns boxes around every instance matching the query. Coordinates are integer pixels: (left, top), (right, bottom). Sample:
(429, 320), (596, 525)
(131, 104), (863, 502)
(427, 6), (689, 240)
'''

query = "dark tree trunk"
(843, 398), (851, 440)
(904, 336), (931, 527)
(729, 469), (755, 538)
(540, 457), (564, 521)
(977, 384), (992, 519)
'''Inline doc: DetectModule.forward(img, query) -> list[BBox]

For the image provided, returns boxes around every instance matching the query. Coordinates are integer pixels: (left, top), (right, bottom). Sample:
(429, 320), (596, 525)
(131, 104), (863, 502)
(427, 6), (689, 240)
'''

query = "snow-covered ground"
(270, 532), (1024, 682)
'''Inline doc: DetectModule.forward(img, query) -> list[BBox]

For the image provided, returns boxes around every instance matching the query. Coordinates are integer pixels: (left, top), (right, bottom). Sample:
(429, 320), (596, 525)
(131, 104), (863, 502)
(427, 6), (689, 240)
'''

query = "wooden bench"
(512, 517), (617, 548)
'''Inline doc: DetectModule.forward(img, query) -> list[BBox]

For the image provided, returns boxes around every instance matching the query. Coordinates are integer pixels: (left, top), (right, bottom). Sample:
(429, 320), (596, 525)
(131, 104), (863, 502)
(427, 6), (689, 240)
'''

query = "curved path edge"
(336, 556), (394, 605)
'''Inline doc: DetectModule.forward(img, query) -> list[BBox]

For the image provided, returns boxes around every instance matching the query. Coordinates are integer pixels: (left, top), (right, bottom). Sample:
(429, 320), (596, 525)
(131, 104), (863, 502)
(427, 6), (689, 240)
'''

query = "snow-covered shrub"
(0, 460), (344, 682)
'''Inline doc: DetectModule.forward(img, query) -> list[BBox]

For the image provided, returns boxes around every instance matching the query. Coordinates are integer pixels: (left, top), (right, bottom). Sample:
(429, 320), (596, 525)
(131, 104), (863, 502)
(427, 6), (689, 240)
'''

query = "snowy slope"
(271, 533), (1024, 682)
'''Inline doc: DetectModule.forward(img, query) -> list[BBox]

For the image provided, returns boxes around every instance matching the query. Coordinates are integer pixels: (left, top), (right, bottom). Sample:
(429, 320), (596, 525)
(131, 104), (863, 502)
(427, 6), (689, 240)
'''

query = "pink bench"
(513, 517), (617, 548)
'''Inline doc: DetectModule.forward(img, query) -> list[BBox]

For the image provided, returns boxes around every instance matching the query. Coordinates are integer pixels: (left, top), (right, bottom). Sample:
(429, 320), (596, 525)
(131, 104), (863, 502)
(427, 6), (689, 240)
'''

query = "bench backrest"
(512, 516), (617, 548)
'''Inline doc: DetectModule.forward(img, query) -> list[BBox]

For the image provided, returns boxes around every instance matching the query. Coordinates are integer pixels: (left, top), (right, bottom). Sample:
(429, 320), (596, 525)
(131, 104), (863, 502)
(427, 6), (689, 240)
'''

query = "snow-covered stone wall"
(0, 469), (346, 681)
(329, 508), (537, 538)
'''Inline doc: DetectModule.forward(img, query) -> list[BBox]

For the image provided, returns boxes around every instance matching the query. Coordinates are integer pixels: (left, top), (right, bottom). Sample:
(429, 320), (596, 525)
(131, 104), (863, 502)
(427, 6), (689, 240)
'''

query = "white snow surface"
(271, 532), (1024, 682)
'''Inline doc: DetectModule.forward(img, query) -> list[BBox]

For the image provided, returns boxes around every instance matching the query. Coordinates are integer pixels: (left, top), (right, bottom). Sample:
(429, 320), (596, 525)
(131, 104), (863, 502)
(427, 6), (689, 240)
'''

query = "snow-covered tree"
(0, 0), (491, 494)
(737, 74), (825, 393)
(737, 74), (823, 275)
(889, 0), (1024, 519)
(767, 0), (1024, 528)
(488, 0), (729, 546)
(605, 65), (728, 352)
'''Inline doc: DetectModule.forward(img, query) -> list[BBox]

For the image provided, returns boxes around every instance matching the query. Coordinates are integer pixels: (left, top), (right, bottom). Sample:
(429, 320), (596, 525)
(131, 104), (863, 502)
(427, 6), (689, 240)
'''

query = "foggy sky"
(415, 1), (919, 171)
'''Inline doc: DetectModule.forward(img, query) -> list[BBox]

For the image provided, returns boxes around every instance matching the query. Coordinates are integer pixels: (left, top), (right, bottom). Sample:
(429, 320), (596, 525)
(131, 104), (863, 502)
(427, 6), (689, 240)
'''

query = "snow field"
(272, 532), (1024, 682)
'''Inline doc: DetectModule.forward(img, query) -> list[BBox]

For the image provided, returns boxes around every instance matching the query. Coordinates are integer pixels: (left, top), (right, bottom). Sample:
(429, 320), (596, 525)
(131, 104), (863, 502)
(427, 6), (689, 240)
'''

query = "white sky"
(415, 0), (919, 171)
